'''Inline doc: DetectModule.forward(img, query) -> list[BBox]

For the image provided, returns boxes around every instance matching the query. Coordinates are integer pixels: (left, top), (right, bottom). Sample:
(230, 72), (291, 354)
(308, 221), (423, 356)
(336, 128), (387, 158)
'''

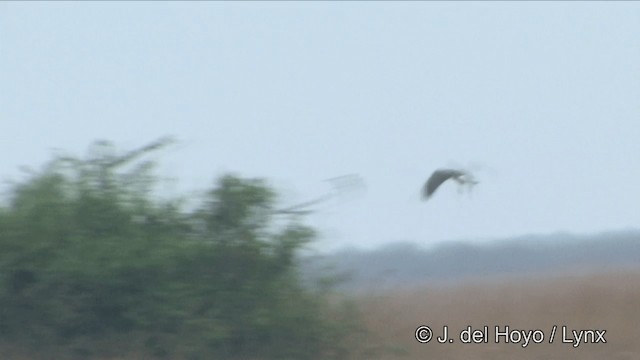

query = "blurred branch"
(104, 136), (176, 169)
(274, 174), (365, 215)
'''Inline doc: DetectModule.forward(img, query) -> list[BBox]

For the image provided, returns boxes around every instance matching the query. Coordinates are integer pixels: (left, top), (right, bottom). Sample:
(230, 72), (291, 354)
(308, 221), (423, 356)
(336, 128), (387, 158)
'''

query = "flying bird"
(422, 168), (478, 200)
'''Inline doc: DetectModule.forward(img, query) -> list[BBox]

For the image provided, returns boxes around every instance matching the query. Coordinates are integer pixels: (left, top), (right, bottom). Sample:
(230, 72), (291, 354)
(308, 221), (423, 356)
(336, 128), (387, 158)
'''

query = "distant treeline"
(303, 231), (640, 290)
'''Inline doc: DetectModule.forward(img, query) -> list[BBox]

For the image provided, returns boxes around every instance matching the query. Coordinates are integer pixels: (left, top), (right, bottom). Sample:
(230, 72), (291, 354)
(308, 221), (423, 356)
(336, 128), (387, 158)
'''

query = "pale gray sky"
(2, 2), (639, 251)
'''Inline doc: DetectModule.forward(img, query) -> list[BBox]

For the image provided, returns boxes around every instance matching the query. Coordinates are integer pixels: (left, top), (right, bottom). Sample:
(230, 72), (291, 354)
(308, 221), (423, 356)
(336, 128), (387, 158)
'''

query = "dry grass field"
(357, 268), (640, 360)
(2, 268), (638, 359)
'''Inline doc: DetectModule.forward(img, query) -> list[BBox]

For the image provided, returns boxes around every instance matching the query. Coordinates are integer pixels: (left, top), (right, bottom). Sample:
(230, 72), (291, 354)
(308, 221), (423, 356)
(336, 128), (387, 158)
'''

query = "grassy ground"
(357, 268), (640, 359)
(2, 268), (638, 359)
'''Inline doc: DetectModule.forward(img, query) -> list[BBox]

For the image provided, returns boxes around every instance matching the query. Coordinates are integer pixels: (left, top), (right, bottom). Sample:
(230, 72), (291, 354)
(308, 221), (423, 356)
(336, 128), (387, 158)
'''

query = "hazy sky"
(2, 2), (639, 251)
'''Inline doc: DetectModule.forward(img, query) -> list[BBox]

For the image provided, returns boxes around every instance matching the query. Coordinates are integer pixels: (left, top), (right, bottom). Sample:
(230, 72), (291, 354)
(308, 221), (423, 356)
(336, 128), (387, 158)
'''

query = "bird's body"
(422, 168), (478, 200)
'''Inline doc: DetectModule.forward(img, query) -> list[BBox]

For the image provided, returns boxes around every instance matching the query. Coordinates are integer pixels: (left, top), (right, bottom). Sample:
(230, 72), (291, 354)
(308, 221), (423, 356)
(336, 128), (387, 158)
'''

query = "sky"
(1, 2), (639, 252)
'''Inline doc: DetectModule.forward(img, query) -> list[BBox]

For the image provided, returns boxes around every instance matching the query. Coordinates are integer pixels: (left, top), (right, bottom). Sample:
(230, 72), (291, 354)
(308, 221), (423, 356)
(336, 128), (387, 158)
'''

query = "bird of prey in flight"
(422, 168), (478, 200)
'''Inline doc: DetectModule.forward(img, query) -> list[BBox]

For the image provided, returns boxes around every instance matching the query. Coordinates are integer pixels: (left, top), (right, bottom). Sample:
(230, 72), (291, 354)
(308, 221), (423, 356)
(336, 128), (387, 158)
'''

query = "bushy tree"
(0, 139), (358, 359)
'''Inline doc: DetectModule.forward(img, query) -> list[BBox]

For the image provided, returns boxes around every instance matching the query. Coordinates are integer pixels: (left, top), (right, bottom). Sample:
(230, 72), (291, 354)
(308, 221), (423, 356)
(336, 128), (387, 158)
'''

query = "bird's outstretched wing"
(422, 169), (474, 200)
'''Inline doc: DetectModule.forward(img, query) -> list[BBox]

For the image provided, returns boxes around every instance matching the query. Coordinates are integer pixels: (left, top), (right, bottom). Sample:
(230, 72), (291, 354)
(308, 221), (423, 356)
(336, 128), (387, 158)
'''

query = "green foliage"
(0, 139), (359, 359)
